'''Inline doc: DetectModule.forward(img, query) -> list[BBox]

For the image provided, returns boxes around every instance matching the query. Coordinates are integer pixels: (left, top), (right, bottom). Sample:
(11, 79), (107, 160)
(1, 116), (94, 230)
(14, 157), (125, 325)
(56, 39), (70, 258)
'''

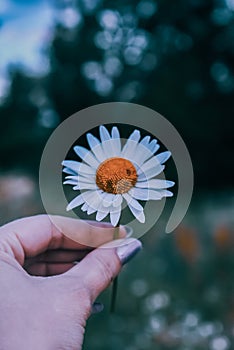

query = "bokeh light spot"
(210, 62), (229, 82)
(104, 56), (123, 77)
(38, 109), (60, 128)
(136, 0), (158, 19)
(98, 9), (119, 30)
(210, 336), (230, 350)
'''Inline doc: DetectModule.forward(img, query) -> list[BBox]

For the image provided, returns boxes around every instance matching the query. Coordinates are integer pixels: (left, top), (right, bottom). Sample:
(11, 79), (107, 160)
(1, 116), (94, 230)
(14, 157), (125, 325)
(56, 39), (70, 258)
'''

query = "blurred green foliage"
(84, 197), (234, 350)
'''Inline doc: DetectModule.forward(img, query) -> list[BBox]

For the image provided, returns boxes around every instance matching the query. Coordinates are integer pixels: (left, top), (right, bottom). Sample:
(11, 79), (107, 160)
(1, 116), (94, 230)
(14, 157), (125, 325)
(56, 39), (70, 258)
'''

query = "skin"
(0, 215), (126, 350)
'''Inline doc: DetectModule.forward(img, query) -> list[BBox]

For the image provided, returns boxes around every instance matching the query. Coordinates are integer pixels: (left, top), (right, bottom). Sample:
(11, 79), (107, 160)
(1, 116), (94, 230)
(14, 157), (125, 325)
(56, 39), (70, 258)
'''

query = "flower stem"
(110, 224), (120, 313)
(110, 275), (118, 313)
(113, 225), (119, 240)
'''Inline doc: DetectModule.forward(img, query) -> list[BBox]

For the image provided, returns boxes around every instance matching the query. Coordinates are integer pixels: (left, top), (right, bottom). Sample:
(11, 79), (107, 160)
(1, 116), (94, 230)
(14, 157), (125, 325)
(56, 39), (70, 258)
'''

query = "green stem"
(113, 225), (119, 240)
(110, 224), (120, 313)
(110, 275), (118, 313)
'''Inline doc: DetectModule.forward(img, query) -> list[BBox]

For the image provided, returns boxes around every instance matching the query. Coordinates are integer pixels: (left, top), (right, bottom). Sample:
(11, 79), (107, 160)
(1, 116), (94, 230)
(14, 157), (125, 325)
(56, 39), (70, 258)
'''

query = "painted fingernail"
(116, 238), (142, 265)
(91, 302), (104, 314)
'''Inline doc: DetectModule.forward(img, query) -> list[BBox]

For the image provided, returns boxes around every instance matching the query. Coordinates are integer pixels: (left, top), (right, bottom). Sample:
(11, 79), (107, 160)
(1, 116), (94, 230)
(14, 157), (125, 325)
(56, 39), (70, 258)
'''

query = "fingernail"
(91, 302), (104, 314)
(116, 238), (142, 265)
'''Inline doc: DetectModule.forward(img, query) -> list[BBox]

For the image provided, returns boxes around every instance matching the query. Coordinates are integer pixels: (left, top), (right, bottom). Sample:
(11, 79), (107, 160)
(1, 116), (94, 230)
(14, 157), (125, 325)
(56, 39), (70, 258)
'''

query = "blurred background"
(0, 0), (234, 349)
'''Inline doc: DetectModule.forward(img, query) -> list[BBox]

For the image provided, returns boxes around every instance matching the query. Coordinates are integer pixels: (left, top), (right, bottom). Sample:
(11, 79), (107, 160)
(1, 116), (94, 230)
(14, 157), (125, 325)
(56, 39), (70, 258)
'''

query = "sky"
(0, 0), (54, 99)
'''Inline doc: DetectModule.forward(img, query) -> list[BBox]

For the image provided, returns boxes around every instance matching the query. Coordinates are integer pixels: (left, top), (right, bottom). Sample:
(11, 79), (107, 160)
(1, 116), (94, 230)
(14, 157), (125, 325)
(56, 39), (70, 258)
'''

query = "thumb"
(64, 238), (142, 302)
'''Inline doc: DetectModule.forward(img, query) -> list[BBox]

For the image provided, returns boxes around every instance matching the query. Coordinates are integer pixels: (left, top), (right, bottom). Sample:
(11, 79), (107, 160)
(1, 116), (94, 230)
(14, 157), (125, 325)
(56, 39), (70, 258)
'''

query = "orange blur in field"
(174, 225), (200, 264)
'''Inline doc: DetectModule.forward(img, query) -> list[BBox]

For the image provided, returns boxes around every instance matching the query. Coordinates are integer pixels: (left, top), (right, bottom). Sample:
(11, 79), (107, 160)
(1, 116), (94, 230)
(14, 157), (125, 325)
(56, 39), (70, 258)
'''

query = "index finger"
(0, 215), (126, 265)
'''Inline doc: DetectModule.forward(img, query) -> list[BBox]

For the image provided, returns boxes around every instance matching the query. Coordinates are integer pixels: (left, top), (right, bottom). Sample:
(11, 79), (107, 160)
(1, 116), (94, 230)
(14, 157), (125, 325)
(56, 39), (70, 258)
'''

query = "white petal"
(63, 167), (77, 175)
(108, 126), (121, 156)
(149, 190), (163, 200)
(74, 146), (99, 168)
(157, 190), (173, 197)
(129, 187), (164, 200)
(67, 194), (85, 211)
(101, 139), (120, 158)
(140, 135), (150, 146)
(131, 189), (173, 200)
(140, 136), (156, 152)
(81, 202), (99, 215)
(138, 163), (165, 181)
(81, 203), (97, 215)
(78, 175), (96, 184)
(136, 179), (175, 189)
(121, 130), (141, 160)
(111, 126), (120, 140)
(156, 151), (171, 164)
(73, 182), (98, 190)
(147, 190), (164, 200)
(91, 143), (106, 163)
(82, 190), (103, 210)
(113, 194), (123, 207)
(83, 151), (99, 168)
(102, 192), (115, 207)
(129, 129), (141, 142)
(139, 136), (160, 154)
(81, 203), (88, 212)
(87, 205), (97, 215)
(87, 133), (100, 149)
(62, 160), (95, 176)
(62, 160), (81, 173)
(123, 193), (144, 211)
(110, 206), (121, 226)
(99, 126), (121, 158)
(121, 139), (138, 160)
(63, 180), (77, 186)
(73, 145), (89, 160)
(139, 156), (161, 173)
(67, 190), (102, 214)
(129, 188), (149, 200)
(128, 203), (145, 223)
(64, 174), (78, 180)
(149, 139), (159, 153)
(131, 142), (158, 167)
(96, 208), (109, 221)
(100, 125), (111, 142)
(79, 163), (96, 175)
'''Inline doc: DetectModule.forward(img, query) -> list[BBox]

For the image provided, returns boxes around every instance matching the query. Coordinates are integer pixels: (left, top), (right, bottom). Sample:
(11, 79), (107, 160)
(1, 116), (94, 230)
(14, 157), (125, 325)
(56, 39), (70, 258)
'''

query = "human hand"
(0, 215), (142, 350)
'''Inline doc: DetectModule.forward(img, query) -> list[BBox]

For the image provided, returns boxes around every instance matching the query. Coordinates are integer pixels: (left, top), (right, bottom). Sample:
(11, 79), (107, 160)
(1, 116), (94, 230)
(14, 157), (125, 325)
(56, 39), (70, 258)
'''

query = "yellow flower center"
(96, 157), (137, 194)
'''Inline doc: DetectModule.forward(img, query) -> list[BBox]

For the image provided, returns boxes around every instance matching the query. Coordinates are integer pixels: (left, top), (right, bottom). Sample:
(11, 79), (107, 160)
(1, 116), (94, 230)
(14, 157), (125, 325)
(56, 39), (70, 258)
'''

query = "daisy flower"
(62, 125), (174, 227)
